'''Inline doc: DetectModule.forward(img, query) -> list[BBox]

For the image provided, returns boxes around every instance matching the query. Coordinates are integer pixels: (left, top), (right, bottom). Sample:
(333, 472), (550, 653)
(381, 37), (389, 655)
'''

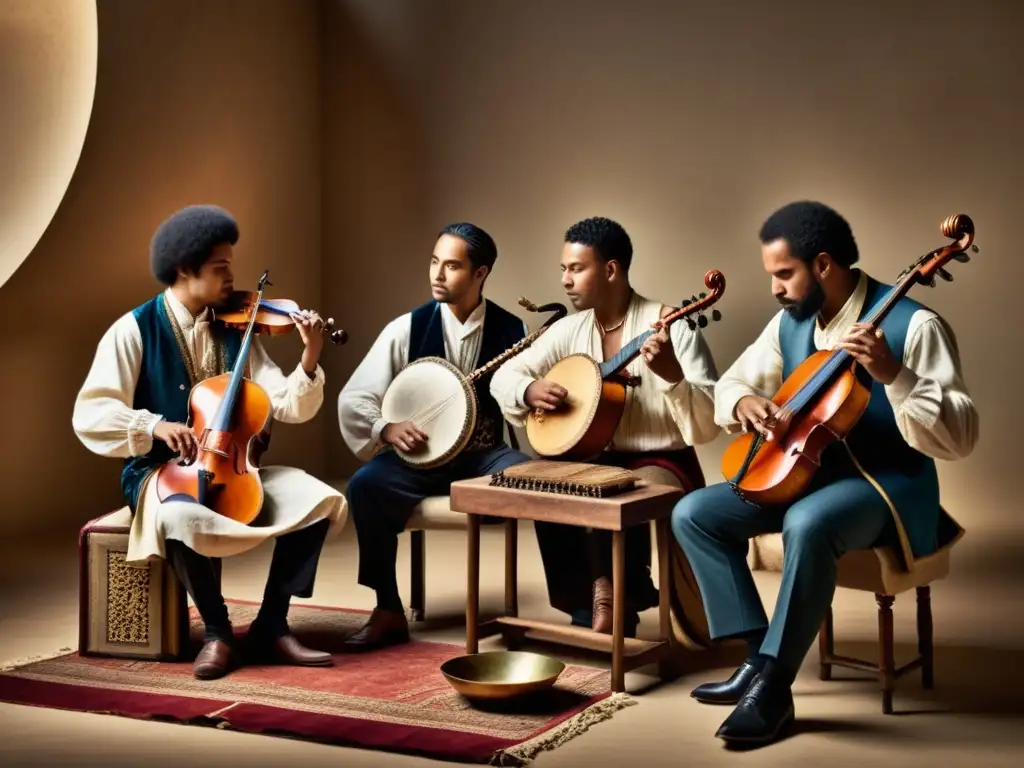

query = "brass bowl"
(440, 651), (565, 700)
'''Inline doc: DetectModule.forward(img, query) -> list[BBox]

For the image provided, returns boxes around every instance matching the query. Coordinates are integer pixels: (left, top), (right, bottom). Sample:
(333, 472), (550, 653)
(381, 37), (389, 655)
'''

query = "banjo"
(381, 297), (568, 469)
(525, 269), (726, 460)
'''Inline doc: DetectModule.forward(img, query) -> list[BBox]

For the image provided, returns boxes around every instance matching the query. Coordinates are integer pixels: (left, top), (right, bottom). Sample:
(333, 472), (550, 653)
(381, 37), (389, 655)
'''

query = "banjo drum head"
(381, 356), (477, 468)
(525, 353), (603, 457)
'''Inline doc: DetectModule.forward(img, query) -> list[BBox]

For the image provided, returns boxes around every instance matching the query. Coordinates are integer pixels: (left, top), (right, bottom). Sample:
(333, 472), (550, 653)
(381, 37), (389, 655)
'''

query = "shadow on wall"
(320, 0), (434, 482)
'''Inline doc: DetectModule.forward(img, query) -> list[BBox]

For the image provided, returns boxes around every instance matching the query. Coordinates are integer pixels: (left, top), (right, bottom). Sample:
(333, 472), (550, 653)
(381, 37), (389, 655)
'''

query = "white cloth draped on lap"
(72, 287), (348, 566)
(129, 466), (347, 565)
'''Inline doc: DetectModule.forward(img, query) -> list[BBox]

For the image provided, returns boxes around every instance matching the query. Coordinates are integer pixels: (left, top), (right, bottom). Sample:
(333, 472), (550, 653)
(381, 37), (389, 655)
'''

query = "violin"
(720, 214), (978, 506)
(154, 269), (339, 525)
(215, 287), (348, 346)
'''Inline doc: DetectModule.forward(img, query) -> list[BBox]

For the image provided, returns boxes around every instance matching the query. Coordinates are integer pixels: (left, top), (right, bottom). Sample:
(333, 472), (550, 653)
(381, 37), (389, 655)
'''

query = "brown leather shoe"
(592, 576), (614, 633)
(591, 576), (641, 636)
(249, 633), (334, 667)
(342, 608), (410, 653)
(193, 638), (236, 680)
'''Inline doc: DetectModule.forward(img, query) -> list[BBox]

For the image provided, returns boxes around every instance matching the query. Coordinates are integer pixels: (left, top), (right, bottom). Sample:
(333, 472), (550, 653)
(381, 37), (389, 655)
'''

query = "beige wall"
(0, 0), (324, 538)
(391, 0), (1022, 540)
(1, 0), (1021, 556)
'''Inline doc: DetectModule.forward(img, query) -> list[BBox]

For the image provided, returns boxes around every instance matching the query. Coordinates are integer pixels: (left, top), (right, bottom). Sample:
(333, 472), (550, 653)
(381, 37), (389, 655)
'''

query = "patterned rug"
(0, 600), (634, 765)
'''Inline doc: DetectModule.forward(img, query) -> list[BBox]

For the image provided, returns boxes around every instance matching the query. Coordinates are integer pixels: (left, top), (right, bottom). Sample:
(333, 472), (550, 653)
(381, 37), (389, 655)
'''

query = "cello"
(720, 213), (978, 506)
(154, 270), (347, 524)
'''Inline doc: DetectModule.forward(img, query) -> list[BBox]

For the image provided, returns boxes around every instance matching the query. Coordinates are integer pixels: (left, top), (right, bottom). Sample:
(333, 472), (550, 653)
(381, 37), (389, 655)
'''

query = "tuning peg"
(712, 309), (722, 321)
(952, 252), (971, 263)
(697, 314), (708, 328)
(686, 318), (696, 330)
(680, 298), (691, 306)
(699, 292), (706, 299)
(971, 244), (979, 252)
(937, 267), (954, 281)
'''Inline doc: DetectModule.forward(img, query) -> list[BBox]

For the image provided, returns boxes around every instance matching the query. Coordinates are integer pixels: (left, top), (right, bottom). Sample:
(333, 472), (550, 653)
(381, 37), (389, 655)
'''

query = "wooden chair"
(333, 422), (523, 622)
(749, 508), (964, 714)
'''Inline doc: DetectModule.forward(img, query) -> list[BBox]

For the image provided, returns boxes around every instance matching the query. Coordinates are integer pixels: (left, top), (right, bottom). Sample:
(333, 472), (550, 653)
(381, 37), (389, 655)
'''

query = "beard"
(778, 281), (825, 321)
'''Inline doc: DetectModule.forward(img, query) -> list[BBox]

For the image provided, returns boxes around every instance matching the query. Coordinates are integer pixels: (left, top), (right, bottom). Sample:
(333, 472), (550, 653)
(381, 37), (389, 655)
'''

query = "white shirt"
(489, 291), (721, 452)
(713, 270), (978, 461)
(72, 288), (326, 459)
(337, 300), (529, 462)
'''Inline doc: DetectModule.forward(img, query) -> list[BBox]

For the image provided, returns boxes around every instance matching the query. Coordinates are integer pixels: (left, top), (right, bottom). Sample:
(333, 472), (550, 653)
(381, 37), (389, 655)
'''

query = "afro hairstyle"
(150, 204), (240, 285)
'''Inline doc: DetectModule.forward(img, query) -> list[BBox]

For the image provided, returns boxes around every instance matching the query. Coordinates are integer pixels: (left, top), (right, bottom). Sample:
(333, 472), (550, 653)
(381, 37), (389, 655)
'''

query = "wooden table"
(449, 475), (685, 693)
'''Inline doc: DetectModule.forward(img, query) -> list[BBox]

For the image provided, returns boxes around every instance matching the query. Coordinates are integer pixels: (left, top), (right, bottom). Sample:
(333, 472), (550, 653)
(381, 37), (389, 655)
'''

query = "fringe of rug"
(488, 692), (637, 767)
(0, 646), (73, 672)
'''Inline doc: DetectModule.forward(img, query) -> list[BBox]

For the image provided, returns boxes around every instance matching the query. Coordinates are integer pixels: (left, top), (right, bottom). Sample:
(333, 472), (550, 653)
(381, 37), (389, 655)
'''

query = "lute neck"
(598, 328), (654, 379)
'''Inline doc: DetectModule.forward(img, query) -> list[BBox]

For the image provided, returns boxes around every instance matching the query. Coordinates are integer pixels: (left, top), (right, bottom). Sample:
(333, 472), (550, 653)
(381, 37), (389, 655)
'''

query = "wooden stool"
(78, 508), (189, 661)
(751, 526), (961, 714)
(329, 481), (517, 622)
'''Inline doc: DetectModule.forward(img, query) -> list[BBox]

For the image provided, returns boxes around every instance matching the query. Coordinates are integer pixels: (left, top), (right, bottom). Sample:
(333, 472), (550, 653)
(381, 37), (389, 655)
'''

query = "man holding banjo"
(489, 217), (723, 642)
(337, 222), (532, 652)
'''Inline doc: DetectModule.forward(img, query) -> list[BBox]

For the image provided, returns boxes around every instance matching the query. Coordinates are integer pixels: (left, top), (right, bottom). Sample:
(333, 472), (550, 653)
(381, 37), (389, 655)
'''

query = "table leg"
(612, 529), (626, 693)
(467, 514), (480, 654)
(657, 518), (671, 642)
(504, 519), (518, 617)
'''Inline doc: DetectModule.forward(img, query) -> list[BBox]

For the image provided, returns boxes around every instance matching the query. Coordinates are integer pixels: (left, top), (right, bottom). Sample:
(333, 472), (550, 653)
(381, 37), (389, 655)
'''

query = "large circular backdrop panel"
(0, 1), (98, 289)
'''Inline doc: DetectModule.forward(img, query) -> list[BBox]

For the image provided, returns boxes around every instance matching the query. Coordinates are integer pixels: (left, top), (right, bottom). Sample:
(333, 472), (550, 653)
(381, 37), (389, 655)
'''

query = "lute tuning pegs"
(712, 309), (722, 321)
(937, 267), (954, 282)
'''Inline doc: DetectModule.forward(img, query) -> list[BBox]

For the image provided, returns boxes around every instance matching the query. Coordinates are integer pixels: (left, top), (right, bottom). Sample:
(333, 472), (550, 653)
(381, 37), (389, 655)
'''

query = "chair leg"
(410, 530), (425, 622)
(876, 594), (895, 714)
(818, 605), (834, 680)
(917, 585), (933, 689)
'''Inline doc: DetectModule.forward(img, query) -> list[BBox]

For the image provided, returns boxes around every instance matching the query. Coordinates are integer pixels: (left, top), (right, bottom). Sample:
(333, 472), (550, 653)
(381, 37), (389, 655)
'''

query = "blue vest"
(120, 294), (243, 511)
(408, 298), (525, 451)
(778, 275), (941, 558)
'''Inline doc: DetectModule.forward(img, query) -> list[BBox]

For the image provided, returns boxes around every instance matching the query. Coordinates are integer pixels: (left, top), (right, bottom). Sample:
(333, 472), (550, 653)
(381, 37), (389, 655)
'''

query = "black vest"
(408, 299), (525, 452)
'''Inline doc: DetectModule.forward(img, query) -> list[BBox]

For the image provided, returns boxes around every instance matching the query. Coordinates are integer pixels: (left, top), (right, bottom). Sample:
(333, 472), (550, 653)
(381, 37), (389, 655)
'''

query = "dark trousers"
(345, 445), (530, 610)
(670, 447), (894, 672)
(165, 518), (331, 644)
(533, 449), (705, 623)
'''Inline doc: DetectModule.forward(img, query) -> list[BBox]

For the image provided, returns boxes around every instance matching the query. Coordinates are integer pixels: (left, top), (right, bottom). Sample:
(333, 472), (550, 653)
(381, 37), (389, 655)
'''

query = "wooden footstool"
(78, 507), (189, 661)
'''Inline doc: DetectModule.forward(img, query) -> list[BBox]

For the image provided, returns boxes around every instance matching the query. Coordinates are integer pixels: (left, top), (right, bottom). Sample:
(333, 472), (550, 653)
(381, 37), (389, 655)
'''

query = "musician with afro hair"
(73, 204), (348, 681)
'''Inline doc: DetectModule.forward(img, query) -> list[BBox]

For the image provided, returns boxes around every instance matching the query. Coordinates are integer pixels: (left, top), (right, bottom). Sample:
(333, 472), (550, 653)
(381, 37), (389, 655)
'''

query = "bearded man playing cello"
(337, 222), (532, 652)
(72, 205), (348, 681)
(672, 200), (979, 745)
(489, 216), (722, 643)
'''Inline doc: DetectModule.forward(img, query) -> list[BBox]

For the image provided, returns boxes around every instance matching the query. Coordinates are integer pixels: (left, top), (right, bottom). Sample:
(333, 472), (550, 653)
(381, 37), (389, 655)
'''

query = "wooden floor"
(1, 520), (1021, 768)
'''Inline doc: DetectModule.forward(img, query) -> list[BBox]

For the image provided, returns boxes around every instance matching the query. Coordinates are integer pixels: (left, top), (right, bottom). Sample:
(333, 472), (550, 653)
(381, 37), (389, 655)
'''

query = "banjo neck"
(466, 298), (568, 383)
(598, 269), (726, 380)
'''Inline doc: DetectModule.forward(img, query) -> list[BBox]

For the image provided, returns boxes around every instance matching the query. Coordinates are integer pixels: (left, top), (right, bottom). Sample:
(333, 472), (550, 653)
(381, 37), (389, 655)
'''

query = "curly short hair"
(150, 205), (239, 285)
(439, 222), (498, 272)
(565, 217), (633, 272)
(758, 201), (859, 269)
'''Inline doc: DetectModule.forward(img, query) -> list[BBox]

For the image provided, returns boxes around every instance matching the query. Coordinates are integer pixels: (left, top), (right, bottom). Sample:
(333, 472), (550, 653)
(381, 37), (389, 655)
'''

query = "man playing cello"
(490, 216), (722, 641)
(672, 200), (979, 744)
(337, 222), (532, 652)
(72, 205), (348, 680)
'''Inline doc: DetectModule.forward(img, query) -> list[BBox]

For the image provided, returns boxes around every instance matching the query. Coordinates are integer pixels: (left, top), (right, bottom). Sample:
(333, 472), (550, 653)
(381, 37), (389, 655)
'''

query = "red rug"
(0, 600), (634, 765)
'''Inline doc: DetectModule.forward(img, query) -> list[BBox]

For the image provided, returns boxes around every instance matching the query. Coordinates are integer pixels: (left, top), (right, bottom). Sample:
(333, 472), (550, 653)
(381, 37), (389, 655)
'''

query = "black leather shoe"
(715, 666), (795, 745)
(691, 662), (760, 704)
